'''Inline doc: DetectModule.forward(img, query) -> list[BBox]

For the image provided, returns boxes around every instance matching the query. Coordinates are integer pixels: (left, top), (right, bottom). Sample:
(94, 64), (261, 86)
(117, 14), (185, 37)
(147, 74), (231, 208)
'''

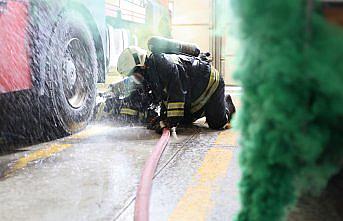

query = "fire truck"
(0, 0), (170, 142)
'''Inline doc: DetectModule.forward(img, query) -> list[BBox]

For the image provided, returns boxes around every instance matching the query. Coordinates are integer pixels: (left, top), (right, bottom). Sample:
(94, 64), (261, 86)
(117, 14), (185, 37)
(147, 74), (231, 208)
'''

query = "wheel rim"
(62, 38), (91, 109)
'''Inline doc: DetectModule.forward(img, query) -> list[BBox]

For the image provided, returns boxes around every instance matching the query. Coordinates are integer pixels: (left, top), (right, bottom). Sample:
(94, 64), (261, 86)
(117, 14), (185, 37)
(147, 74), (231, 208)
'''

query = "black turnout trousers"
(204, 76), (228, 129)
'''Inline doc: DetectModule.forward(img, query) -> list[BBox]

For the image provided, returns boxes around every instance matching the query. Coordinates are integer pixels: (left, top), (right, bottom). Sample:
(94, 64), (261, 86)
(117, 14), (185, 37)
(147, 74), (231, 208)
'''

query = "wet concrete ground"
(0, 89), (242, 221)
(1, 87), (341, 221)
(0, 124), (241, 221)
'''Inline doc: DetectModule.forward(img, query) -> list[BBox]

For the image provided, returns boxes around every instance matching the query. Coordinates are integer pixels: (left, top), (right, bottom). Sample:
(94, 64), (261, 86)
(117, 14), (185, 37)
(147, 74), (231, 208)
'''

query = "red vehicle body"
(0, 1), (31, 93)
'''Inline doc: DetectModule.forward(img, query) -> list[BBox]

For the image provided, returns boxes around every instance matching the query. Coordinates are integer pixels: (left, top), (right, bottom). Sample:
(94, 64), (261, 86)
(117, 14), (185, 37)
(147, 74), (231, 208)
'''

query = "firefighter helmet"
(117, 46), (147, 76)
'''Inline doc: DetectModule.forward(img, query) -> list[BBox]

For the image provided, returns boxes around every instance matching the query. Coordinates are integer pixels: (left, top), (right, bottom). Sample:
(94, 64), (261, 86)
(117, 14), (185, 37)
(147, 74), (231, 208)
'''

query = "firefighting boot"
(225, 94), (236, 121)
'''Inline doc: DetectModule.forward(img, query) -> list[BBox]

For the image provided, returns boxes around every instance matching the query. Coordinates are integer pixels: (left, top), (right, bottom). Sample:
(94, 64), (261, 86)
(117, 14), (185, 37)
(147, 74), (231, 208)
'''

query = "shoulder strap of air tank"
(146, 54), (164, 103)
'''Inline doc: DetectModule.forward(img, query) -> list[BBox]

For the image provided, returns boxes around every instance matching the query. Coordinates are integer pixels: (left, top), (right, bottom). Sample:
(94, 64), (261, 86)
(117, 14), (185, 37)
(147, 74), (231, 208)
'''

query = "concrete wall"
(171, 0), (240, 85)
(217, 1), (240, 85)
(170, 0), (211, 53)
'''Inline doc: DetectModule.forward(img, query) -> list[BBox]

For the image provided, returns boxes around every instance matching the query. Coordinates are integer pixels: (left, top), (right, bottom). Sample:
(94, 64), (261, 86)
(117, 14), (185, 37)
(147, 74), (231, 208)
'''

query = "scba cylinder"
(148, 36), (201, 57)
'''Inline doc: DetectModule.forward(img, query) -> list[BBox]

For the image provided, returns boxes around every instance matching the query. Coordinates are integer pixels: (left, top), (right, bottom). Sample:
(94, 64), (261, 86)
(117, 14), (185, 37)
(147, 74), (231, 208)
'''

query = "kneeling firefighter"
(116, 37), (236, 132)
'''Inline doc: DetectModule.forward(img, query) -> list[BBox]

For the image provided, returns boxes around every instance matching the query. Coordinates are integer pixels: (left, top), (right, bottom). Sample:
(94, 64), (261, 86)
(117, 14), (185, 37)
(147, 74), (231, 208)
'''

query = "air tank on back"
(148, 36), (201, 57)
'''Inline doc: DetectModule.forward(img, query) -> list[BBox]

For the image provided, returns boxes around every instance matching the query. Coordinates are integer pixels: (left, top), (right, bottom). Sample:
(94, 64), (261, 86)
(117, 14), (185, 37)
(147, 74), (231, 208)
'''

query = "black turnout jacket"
(144, 53), (221, 127)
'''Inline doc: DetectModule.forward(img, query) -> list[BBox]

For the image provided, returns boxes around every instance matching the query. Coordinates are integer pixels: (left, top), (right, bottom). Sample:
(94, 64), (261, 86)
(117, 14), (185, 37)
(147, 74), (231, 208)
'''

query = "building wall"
(171, 0), (240, 85)
(170, 0), (211, 52)
(216, 0), (240, 85)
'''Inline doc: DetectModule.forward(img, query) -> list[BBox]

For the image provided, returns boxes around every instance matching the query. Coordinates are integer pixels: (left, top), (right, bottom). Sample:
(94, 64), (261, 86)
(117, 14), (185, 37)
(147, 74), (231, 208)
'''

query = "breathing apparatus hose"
(134, 128), (171, 221)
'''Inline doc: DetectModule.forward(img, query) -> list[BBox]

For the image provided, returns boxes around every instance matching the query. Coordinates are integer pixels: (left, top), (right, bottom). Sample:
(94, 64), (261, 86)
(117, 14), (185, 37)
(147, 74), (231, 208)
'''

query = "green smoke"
(232, 0), (343, 220)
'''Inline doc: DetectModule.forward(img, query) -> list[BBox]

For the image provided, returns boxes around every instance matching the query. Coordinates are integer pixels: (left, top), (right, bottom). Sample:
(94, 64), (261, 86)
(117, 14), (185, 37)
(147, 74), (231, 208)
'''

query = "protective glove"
(146, 115), (160, 130)
(155, 120), (170, 134)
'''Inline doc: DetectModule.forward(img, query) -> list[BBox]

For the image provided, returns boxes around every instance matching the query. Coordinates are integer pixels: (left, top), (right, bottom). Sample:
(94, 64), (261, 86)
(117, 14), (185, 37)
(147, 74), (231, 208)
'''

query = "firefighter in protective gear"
(117, 46), (236, 131)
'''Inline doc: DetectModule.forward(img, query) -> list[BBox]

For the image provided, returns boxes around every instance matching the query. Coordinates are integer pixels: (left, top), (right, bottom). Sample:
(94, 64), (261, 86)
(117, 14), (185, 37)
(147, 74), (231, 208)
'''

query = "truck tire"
(43, 10), (98, 136)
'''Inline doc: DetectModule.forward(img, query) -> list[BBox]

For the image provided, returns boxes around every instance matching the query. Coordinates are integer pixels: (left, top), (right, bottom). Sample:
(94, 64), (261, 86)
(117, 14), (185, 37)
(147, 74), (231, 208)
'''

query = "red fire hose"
(134, 128), (171, 221)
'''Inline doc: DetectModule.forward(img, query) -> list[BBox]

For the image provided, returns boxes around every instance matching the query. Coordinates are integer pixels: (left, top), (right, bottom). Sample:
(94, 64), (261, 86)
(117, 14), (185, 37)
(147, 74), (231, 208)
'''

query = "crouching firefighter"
(116, 45), (236, 132)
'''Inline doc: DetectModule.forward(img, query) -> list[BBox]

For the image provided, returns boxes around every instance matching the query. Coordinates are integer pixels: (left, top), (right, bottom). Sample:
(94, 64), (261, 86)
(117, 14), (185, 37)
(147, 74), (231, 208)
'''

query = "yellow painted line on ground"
(215, 129), (238, 146)
(3, 126), (109, 177)
(70, 125), (112, 139)
(168, 147), (233, 221)
(3, 143), (72, 177)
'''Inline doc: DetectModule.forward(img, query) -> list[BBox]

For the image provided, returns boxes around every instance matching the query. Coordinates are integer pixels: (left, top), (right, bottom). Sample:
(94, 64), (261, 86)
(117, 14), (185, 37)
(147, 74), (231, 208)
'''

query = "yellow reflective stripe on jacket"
(191, 67), (220, 113)
(167, 109), (184, 117)
(168, 102), (185, 110)
(120, 108), (138, 116)
(95, 102), (107, 121)
(139, 112), (147, 120)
